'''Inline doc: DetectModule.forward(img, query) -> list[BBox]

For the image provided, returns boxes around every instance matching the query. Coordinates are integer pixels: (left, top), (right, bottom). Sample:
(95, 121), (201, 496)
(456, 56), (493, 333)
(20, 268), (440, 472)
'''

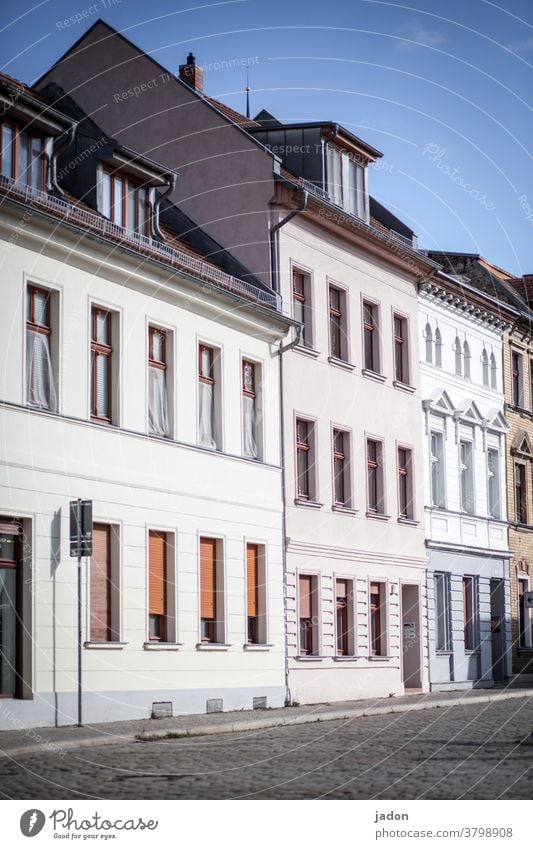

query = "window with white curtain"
(198, 345), (217, 449)
(242, 360), (257, 459)
(26, 285), (57, 412)
(148, 326), (169, 437)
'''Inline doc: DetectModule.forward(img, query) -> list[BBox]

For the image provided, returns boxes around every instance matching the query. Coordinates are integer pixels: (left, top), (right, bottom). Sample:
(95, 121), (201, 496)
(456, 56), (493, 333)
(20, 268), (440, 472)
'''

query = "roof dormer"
(325, 128), (381, 223)
(0, 73), (73, 196)
(95, 147), (174, 240)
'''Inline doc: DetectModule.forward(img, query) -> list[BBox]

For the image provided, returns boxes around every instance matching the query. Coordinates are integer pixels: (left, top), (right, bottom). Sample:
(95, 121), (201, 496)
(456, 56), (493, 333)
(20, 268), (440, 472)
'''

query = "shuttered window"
(90, 524), (112, 642)
(0, 518), (21, 697)
(299, 574), (317, 656)
(148, 531), (167, 641)
(370, 582), (385, 656)
(336, 579), (349, 655)
(200, 537), (218, 642)
(247, 543), (259, 643)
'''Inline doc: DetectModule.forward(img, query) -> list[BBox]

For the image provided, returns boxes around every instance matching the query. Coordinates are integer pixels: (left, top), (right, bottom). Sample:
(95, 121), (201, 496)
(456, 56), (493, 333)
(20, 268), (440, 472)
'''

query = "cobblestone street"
(1, 697), (532, 800)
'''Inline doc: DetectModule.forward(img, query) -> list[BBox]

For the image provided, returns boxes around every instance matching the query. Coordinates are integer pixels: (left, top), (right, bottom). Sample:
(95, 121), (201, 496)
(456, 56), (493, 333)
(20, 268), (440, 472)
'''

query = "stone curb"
(0, 689), (531, 759)
(136, 688), (533, 742)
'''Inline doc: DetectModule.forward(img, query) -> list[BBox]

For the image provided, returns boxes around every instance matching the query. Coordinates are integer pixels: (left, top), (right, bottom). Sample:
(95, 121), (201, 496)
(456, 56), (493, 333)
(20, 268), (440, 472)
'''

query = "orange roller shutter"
(200, 538), (217, 620)
(336, 579), (347, 599)
(90, 524), (111, 641)
(299, 575), (312, 619)
(247, 544), (259, 617)
(149, 531), (167, 617)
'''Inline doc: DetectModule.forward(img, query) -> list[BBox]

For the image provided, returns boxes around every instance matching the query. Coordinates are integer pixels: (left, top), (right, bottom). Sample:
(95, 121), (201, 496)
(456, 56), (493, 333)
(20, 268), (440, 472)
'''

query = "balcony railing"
(297, 175), (417, 251)
(0, 175), (281, 311)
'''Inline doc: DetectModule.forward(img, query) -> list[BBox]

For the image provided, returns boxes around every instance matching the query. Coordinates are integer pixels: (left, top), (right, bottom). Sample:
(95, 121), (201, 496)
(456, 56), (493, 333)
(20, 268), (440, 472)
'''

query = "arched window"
(425, 323), (433, 363)
(490, 352), (497, 389)
(463, 341), (471, 379)
(454, 336), (462, 376)
(435, 327), (442, 367)
(482, 349), (489, 386)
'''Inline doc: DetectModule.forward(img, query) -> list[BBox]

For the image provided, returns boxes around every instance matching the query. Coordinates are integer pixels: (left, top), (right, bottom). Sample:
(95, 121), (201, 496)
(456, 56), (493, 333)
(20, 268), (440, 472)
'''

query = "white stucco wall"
(0, 203), (289, 728)
(279, 216), (430, 704)
(418, 286), (511, 688)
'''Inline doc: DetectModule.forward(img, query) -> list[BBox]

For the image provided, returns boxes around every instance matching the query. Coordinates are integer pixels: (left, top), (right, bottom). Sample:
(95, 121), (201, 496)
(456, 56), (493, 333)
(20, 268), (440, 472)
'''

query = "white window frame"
(430, 430), (446, 509)
(434, 571), (451, 652)
(487, 447), (501, 519)
(459, 440), (475, 514)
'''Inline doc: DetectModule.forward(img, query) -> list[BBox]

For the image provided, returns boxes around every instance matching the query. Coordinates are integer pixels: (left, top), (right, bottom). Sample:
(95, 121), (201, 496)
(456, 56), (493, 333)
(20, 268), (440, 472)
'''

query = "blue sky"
(1, 0), (532, 274)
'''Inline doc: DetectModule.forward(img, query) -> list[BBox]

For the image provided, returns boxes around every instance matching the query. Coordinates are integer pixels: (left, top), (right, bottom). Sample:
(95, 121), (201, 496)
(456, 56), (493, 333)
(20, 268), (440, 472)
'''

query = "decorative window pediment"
(423, 389), (455, 417)
(457, 399), (484, 426)
(486, 409), (509, 434)
(512, 429), (533, 458)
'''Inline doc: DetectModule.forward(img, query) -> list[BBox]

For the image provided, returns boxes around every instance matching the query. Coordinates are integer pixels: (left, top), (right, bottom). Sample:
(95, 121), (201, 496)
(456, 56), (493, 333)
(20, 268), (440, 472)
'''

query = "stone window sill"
(366, 511), (390, 521)
(368, 655), (393, 662)
(333, 655), (359, 662)
(295, 655), (323, 662)
(294, 498), (323, 509)
(327, 356), (356, 372)
(84, 641), (128, 650)
(332, 504), (358, 515)
(294, 344), (320, 360)
(196, 643), (232, 651)
(393, 380), (416, 394)
(243, 643), (273, 651)
(397, 516), (419, 527)
(362, 368), (387, 384)
(143, 642), (182, 651)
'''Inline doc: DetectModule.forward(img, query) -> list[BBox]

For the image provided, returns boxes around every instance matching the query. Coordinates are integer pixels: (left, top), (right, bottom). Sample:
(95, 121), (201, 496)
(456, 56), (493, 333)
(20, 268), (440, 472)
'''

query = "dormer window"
(327, 144), (367, 220)
(1, 120), (45, 190)
(97, 165), (151, 236)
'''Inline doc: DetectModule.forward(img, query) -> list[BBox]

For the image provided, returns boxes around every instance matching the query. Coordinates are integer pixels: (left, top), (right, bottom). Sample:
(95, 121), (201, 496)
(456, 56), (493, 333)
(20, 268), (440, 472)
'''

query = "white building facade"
(419, 278), (512, 689)
(275, 174), (438, 704)
(0, 83), (293, 728)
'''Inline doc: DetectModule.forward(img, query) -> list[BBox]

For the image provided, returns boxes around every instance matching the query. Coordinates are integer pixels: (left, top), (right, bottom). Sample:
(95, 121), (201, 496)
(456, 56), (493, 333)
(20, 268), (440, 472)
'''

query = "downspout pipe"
(49, 122), (77, 197)
(270, 187), (307, 706)
(270, 187), (308, 295)
(152, 172), (177, 242)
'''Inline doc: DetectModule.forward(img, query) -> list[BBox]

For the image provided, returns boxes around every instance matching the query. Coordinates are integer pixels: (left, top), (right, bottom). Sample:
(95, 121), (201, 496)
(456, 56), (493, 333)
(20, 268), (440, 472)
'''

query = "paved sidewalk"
(1, 686), (532, 760)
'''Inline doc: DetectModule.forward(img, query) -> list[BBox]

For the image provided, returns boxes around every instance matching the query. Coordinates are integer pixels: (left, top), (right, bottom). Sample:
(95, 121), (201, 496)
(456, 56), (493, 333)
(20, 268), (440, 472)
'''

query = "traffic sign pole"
(69, 498), (93, 728)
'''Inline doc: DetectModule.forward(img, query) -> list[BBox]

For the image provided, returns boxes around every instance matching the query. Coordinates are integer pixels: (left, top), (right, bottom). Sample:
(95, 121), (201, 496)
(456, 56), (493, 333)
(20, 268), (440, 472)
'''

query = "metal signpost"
(69, 499), (92, 727)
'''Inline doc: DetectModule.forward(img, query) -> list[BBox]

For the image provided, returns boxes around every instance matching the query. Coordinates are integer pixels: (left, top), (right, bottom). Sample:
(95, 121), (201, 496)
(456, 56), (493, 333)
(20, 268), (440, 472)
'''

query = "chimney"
(179, 52), (204, 92)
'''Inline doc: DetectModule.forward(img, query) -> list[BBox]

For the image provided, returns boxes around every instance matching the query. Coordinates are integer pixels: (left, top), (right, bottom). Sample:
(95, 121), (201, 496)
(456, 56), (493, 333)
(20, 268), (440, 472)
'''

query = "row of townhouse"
(0, 22), (532, 729)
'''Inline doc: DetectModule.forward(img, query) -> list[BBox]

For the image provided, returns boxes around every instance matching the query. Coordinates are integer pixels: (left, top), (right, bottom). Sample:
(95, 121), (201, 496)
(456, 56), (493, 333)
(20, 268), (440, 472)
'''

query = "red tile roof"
(204, 95), (260, 128)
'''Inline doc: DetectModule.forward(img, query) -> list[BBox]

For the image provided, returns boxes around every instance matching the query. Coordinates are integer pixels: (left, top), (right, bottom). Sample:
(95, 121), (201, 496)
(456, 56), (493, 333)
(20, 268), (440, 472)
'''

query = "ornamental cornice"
(419, 282), (511, 332)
